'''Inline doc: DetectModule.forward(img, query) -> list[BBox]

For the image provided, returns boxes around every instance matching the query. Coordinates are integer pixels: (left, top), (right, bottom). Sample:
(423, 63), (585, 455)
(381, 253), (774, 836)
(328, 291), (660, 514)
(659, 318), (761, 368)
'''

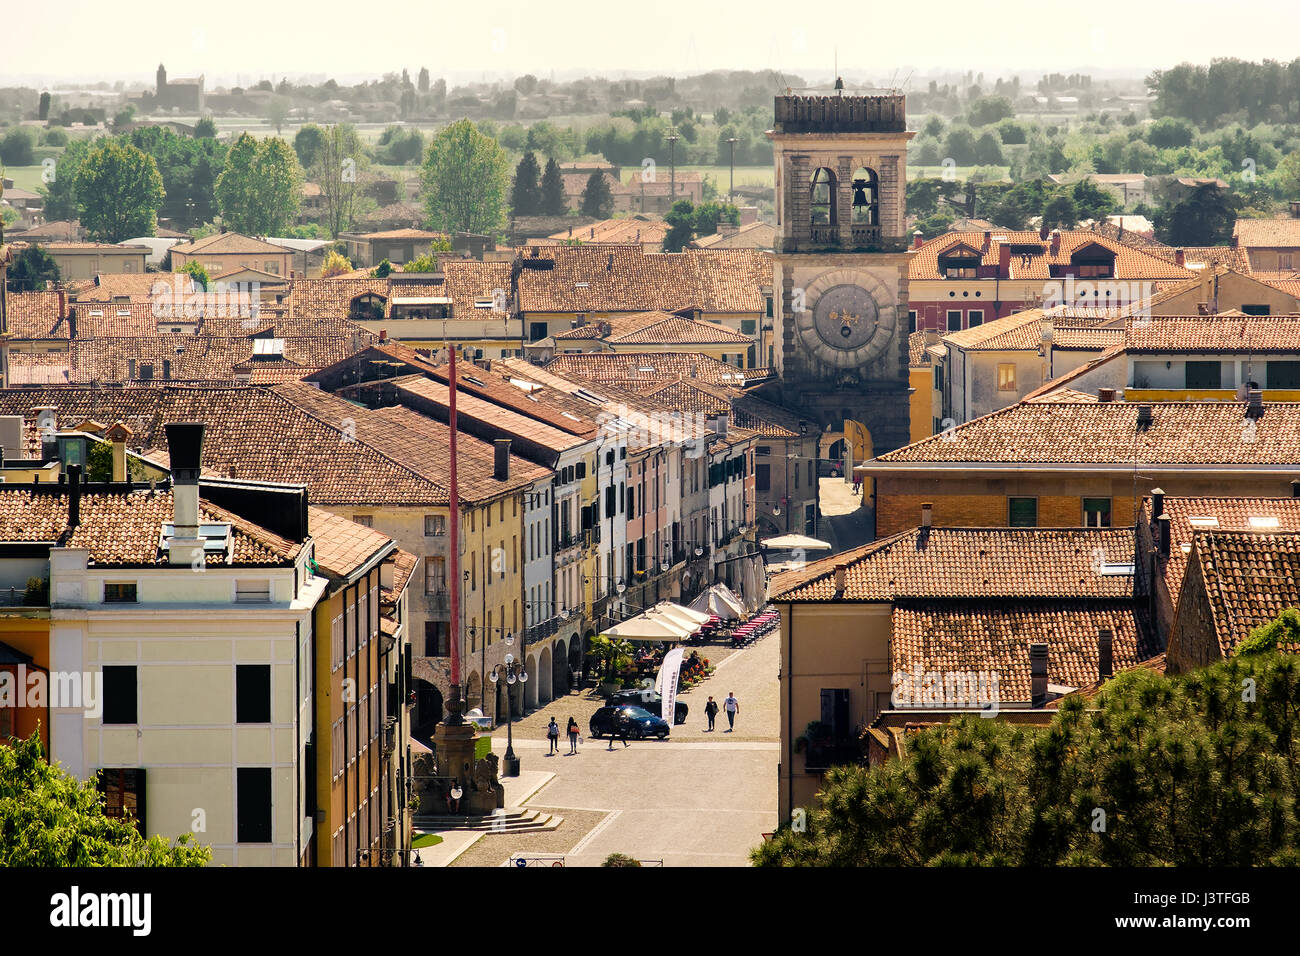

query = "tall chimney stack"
(493, 438), (511, 481)
(1097, 629), (1114, 683)
(1151, 487), (1165, 520)
(833, 563), (847, 595)
(165, 422), (205, 566)
(1158, 514), (1171, 557)
(921, 502), (933, 528)
(1029, 642), (1049, 707)
(67, 463), (82, 529)
(912, 230), (924, 250)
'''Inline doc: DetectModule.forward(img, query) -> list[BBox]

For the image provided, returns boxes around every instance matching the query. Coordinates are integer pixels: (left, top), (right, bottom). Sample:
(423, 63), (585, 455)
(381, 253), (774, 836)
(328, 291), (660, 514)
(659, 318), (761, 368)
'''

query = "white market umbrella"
(603, 612), (692, 643)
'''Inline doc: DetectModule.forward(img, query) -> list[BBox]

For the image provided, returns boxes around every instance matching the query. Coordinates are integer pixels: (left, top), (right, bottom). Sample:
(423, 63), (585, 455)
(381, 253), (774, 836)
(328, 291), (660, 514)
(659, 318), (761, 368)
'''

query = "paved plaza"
(445, 628), (780, 867)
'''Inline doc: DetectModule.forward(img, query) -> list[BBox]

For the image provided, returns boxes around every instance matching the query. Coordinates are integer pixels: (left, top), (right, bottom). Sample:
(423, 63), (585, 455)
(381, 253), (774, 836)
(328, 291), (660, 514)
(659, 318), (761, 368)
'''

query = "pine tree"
(511, 151), (542, 216)
(540, 157), (566, 215)
(580, 170), (614, 219)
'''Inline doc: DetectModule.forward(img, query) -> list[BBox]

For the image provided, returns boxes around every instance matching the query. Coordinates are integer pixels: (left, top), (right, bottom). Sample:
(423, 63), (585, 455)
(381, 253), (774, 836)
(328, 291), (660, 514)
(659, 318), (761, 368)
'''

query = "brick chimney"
(1174, 248), (1186, 267)
(1097, 629), (1113, 683)
(493, 438), (511, 481)
(67, 463), (82, 529)
(833, 563), (847, 595)
(921, 502), (933, 527)
(165, 422), (205, 566)
(1157, 514), (1171, 557)
(998, 240), (1011, 278)
(1098, 387), (1116, 403)
(913, 230), (924, 250)
(106, 421), (134, 482)
(58, 289), (66, 319)
(1049, 229), (1061, 255)
(981, 230), (991, 254)
(1246, 388), (1264, 419)
(1151, 487), (1165, 519)
(1029, 643), (1049, 707)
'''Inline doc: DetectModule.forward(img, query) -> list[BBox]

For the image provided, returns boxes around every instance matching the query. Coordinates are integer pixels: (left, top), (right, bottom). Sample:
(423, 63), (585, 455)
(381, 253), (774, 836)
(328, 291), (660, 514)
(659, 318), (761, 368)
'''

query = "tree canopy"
(540, 157), (567, 215)
(755, 648), (1300, 866)
(580, 170), (614, 219)
(5, 244), (61, 293)
(420, 119), (509, 235)
(0, 731), (210, 867)
(74, 139), (165, 242)
(215, 132), (303, 236)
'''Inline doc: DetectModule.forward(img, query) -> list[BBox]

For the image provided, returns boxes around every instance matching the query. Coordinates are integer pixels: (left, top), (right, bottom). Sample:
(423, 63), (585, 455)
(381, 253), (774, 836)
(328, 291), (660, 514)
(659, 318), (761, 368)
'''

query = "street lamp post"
(489, 640), (528, 777)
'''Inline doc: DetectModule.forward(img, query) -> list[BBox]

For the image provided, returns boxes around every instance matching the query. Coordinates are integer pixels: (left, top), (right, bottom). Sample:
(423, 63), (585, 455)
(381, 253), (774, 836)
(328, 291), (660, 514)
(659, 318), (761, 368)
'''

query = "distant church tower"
(767, 84), (915, 457)
(156, 63), (167, 96)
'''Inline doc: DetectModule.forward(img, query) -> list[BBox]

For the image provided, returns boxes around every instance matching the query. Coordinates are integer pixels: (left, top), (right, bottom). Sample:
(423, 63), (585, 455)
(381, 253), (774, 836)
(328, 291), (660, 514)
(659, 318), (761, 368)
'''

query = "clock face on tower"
(793, 268), (899, 370)
(812, 284), (879, 351)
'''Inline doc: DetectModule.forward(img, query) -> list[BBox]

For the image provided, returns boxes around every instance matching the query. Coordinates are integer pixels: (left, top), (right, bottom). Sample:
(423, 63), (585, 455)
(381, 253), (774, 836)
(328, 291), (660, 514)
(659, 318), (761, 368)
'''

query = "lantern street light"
(488, 640), (528, 777)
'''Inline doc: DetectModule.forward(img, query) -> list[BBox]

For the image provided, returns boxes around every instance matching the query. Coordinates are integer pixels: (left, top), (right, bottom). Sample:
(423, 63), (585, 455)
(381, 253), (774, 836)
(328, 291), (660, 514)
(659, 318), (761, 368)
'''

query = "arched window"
(851, 167), (879, 225)
(810, 167), (836, 225)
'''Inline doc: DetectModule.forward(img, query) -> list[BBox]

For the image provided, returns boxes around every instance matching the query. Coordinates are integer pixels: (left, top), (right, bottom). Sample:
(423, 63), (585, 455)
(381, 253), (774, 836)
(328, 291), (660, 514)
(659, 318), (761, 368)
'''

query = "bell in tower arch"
(851, 167), (878, 226)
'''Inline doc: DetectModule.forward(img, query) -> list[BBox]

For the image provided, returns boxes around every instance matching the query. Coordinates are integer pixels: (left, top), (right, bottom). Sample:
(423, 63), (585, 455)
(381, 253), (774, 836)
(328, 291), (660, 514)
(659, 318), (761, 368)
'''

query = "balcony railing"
(525, 615), (562, 645)
(0, 584), (47, 607)
(850, 224), (882, 245)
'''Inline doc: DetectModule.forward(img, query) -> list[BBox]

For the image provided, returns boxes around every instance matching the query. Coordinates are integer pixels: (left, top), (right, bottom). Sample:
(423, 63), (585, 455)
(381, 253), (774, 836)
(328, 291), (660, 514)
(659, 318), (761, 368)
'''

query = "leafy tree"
(194, 115), (217, 138)
(112, 105), (136, 131)
(510, 150), (542, 216)
(126, 126), (228, 228)
(1040, 192), (1079, 229)
(42, 127), (68, 147)
(601, 853), (642, 867)
(38, 91), (50, 120)
(973, 130), (1004, 165)
(580, 170), (614, 219)
(907, 178), (963, 217)
(943, 126), (978, 165)
(74, 139), (164, 242)
(662, 199), (696, 252)
(265, 97), (291, 135)
(1070, 179), (1120, 222)
(40, 137), (90, 221)
(1156, 182), (1238, 245)
(312, 124), (369, 238)
(755, 648), (1300, 866)
(420, 119), (509, 234)
(540, 157), (566, 215)
(179, 259), (209, 290)
(379, 126), (424, 165)
(1147, 116), (1195, 149)
(5, 244), (61, 292)
(0, 127), (37, 166)
(418, 67), (430, 94)
(294, 124), (326, 170)
(215, 133), (299, 235)
(968, 95), (1015, 126)
(370, 258), (392, 278)
(319, 250), (352, 277)
(0, 730), (210, 866)
(691, 200), (740, 237)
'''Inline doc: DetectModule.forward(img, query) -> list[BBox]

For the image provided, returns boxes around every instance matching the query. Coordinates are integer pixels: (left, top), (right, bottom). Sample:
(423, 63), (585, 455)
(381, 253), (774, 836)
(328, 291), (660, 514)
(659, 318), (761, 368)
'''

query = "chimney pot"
(833, 563), (847, 594)
(164, 422), (205, 565)
(1158, 514), (1172, 557)
(912, 230), (924, 250)
(493, 438), (511, 481)
(1151, 487), (1165, 519)
(1246, 388), (1264, 419)
(1098, 387), (1116, 403)
(1049, 229), (1061, 255)
(1136, 403), (1154, 429)
(920, 502), (933, 527)
(1029, 642), (1049, 707)
(1174, 248), (1186, 267)
(1097, 629), (1114, 683)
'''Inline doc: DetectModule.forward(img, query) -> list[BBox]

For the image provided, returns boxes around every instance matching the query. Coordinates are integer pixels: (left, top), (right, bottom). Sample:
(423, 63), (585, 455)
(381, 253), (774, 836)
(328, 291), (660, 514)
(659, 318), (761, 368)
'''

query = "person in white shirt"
(723, 692), (739, 732)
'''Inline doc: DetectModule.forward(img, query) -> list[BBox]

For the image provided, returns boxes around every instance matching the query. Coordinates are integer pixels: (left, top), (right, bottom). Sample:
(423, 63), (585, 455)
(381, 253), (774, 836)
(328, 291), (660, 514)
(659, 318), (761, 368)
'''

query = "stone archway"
(524, 654), (538, 710)
(413, 679), (443, 739)
(538, 646), (553, 705)
(570, 636), (585, 685)
(552, 640), (569, 696)
(464, 671), (483, 715)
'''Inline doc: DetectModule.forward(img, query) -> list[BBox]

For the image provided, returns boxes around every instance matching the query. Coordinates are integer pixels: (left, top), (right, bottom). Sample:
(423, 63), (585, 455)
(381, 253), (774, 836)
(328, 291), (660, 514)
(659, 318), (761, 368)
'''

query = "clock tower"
(767, 87), (915, 456)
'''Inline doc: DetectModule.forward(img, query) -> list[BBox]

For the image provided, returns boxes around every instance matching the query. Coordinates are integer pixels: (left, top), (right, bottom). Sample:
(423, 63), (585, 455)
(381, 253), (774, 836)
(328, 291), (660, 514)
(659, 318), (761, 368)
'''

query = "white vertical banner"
(656, 646), (685, 723)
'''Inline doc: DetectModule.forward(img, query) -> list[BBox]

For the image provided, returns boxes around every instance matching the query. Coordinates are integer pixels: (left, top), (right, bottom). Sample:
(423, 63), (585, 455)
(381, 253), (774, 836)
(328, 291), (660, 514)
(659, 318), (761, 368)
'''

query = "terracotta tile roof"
(635, 378), (802, 439)
(383, 548), (418, 605)
(891, 601), (1149, 701)
(1125, 314), (1300, 352)
(287, 261), (513, 322)
(1146, 245), (1249, 271)
(351, 228), (447, 240)
(942, 311), (1043, 351)
(608, 316), (752, 345)
(6, 351), (72, 385)
(1232, 218), (1300, 248)
(909, 230), (1196, 281)
(365, 405), (552, 500)
(543, 351), (765, 389)
(0, 385), (451, 506)
(307, 505), (395, 580)
(1142, 496), (1300, 619)
(68, 272), (199, 302)
(771, 526), (1136, 602)
(873, 400), (1300, 466)
(386, 374), (588, 455)
(1191, 530), (1300, 656)
(5, 291), (69, 339)
(1024, 387), (1098, 404)
(1053, 326), (1126, 349)
(543, 218), (668, 245)
(690, 221), (777, 250)
(908, 331), (933, 367)
(514, 246), (771, 314)
(0, 487), (299, 566)
(169, 232), (294, 256)
(12, 241), (148, 253)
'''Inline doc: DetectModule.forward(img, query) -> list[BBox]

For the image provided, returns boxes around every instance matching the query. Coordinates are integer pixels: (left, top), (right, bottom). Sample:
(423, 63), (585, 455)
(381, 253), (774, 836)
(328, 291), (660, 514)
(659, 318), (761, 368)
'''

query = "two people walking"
(704, 693), (740, 732)
(547, 716), (582, 755)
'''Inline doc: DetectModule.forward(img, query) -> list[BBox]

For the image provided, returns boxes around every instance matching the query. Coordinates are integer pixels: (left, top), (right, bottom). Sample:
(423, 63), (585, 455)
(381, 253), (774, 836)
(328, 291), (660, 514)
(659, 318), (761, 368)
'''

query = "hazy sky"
(7, 0), (1300, 86)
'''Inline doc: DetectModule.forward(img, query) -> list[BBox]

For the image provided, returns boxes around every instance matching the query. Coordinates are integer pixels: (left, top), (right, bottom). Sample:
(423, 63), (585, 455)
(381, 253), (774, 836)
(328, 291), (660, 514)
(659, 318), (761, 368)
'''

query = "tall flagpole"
(445, 329), (463, 725)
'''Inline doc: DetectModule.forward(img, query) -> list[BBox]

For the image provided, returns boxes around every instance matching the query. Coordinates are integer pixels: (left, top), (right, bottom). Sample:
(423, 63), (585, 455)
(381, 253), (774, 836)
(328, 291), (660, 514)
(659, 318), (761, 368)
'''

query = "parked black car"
(589, 705), (670, 740)
(606, 689), (688, 725)
(817, 459), (844, 478)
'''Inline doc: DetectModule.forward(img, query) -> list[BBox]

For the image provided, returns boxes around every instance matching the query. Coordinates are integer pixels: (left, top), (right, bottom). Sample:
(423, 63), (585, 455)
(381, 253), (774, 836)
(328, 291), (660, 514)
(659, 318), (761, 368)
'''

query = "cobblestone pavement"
(472, 630), (780, 867)
(819, 476), (875, 554)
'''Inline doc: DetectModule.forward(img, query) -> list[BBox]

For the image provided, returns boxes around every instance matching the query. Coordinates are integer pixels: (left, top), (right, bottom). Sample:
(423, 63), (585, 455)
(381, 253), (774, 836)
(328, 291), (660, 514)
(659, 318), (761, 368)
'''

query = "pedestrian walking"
(704, 696), (719, 732)
(546, 716), (560, 755)
(566, 716), (580, 754)
(607, 711), (630, 750)
(724, 692), (739, 732)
